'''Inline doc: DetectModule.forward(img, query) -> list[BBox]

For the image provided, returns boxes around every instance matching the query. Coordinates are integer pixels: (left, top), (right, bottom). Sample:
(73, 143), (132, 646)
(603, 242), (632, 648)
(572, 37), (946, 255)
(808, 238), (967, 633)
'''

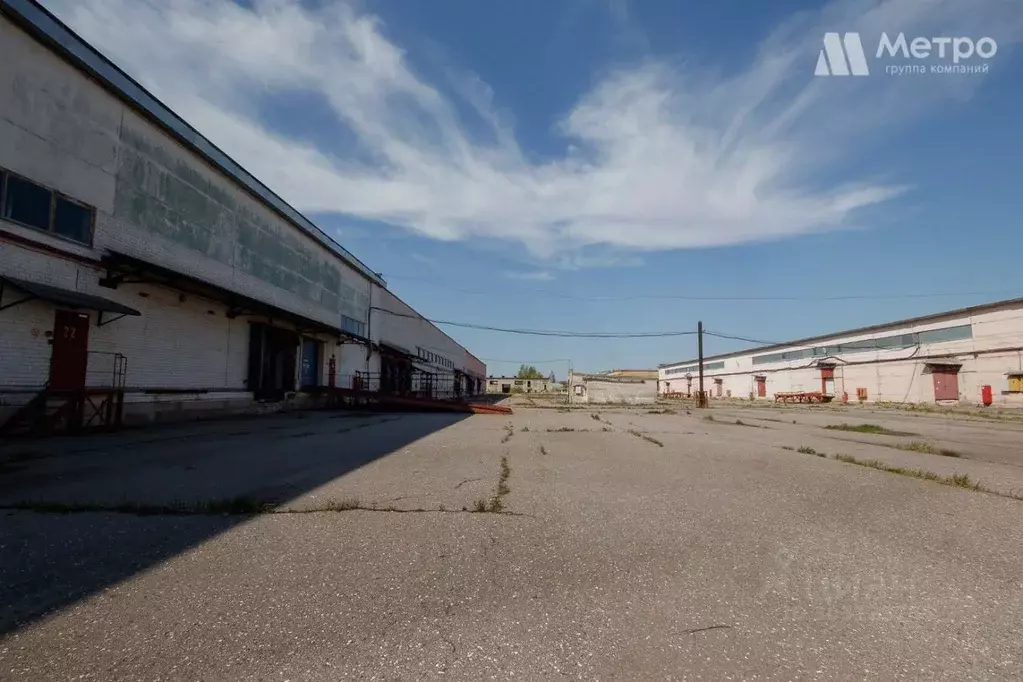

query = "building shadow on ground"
(0, 410), (469, 635)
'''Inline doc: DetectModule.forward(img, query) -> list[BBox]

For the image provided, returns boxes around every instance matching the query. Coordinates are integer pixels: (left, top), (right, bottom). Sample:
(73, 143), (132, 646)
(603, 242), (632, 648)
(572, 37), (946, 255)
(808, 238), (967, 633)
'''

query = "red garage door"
(932, 368), (959, 401)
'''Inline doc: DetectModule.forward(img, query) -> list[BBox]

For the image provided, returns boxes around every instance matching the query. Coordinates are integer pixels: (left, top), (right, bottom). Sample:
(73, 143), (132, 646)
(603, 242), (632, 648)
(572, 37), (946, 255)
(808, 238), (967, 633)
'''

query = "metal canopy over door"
(932, 366), (960, 401)
(49, 310), (90, 390)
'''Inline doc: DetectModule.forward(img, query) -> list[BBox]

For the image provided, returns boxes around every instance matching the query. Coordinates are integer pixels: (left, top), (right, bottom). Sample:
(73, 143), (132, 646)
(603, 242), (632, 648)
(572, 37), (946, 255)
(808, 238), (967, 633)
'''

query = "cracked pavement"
(2, 405), (1023, 680)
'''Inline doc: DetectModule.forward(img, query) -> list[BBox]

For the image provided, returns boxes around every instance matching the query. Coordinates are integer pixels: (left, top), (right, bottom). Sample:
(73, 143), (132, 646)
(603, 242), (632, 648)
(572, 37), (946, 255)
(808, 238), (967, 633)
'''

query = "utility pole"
(697, 320), (706, 408)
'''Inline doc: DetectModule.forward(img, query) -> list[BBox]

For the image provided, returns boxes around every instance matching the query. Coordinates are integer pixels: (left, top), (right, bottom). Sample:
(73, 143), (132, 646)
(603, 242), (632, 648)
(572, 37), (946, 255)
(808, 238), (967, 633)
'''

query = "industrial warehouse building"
(0, 0), (484, 432)
(659, 298), (1023, 407)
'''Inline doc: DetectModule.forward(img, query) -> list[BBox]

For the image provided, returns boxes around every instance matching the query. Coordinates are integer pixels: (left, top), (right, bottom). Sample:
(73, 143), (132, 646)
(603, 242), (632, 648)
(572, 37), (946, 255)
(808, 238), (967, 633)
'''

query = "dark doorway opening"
(380, 353), (412, 396)
(248, 323), (298, 401)
(49, 310), (90, 390)
(299, 338), (320, 389)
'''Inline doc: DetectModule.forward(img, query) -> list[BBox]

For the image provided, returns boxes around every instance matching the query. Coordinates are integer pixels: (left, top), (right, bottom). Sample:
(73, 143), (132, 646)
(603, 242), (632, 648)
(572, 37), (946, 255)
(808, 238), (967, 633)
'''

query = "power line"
(431, 319), (698, 338)
(478, 358), (572, 364)
(704, 331), (781, 346)
(372, 308), (699, 337)
(387, 276), (1014, 303)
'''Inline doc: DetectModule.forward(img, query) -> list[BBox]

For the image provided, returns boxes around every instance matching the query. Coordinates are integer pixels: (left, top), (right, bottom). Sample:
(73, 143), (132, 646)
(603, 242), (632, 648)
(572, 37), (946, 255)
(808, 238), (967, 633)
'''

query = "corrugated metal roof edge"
(658, 296), (1023, 370)
(1, 0), (386, 288)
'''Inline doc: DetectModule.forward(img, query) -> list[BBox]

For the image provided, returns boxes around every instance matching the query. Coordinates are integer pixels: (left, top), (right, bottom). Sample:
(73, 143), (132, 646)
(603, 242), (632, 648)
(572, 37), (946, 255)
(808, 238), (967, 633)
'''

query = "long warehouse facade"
(659, 298), (1023, 407)
(0, 0), (484, 428)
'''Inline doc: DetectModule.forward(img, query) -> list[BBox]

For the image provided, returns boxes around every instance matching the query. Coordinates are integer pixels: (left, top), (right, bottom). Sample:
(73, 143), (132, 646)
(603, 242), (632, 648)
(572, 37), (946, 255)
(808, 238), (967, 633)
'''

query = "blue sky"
(48, 0), (1023, 378)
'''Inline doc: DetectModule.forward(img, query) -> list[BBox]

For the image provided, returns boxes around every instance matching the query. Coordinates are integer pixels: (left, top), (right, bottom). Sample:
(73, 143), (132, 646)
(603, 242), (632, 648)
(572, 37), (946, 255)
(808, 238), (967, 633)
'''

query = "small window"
(53, 197), (93, 243)
(1008, 375), (1023, 393)
(4, 174), (53, 231)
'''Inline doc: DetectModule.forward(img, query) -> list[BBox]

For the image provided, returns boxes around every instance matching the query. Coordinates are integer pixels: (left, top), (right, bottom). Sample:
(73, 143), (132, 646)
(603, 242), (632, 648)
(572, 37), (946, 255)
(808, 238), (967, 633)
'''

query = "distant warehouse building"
(658, 298), (1023, 406)
(569, 371), (657, 405)
(0, 0), (484, 431)
(486, 377), (556, 394)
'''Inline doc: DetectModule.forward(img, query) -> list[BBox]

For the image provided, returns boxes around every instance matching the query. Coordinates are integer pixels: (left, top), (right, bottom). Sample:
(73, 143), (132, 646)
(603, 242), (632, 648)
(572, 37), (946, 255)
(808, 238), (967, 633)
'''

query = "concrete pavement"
(2, 405), (1022, 680)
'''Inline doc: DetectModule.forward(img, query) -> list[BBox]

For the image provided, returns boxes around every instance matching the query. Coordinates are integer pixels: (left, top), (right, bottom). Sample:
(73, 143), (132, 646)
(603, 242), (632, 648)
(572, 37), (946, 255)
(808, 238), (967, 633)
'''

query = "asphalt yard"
(2, 403), (1022, 680)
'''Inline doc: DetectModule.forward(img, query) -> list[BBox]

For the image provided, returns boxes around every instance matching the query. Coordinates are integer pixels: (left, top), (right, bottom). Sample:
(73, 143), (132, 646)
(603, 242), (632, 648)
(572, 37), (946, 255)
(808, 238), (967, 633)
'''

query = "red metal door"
(49, 310), (90, 390)
(756, 377), (766, 397)
(820, 366), (835, 395)
(932, 369), (959, 401)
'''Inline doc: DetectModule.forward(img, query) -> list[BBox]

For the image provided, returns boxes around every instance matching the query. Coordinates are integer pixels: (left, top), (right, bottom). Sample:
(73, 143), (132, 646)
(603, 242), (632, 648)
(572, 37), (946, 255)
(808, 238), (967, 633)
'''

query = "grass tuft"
(703, 414), (715, 422)
(781, 446), (795, 451)
(520, 426), (530, 432)
(591, 413), (602, 421)
(548, 427), (576, 432)
(540, 445), (549, 456)
(796, 446), (818, 455)
(324, 498), (361, 512)
(824, 423), (917, 437)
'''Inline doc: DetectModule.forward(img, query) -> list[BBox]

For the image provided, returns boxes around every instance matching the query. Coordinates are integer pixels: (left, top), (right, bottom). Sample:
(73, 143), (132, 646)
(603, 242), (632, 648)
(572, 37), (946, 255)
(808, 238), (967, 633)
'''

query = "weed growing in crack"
(627, 429), (664, 447)
(548, 427), (576, 432)
(520, 426), (530, 432)
(473, 455), (512, 513)
(703, 414), (715, 422)
(781, 446), (795, 451)
(540, 445), (549, 456)
(797, 446), (820, 456)
(796, 449), (1022, 501)
(591, 413), (602, 421)
(496, 456), (511, 495)
(6, 495), (277, 516)
(325, 498), (361, 512)
(825, 423), (917, 437)
(898, 441), (961, 457)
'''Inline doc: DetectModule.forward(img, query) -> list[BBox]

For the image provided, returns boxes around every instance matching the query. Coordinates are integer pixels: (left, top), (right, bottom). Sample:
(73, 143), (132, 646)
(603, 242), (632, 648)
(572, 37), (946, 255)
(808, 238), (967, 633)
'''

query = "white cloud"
(43, 0), (1023, 265)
